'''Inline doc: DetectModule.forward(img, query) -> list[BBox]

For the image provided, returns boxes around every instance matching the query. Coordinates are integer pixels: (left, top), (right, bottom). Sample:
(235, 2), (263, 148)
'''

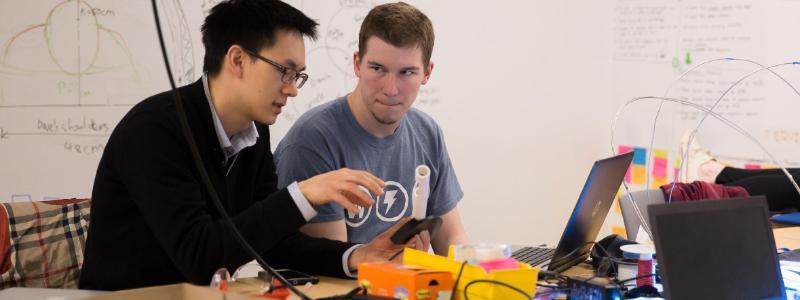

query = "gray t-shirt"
(274, 96), (463, 244)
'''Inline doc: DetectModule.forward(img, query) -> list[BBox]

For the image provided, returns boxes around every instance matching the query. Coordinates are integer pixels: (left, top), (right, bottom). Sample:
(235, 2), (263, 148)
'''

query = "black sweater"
(79, 79), (354, 290)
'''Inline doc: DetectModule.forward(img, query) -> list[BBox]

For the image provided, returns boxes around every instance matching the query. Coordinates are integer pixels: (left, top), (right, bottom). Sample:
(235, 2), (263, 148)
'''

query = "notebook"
(512, 152), (634, 273)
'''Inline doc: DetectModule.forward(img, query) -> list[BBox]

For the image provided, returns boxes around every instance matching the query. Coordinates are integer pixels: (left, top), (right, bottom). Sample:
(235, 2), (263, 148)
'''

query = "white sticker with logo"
(346, 181), (409, 227)
(376, 181), (409, 222)
(345, 186), (373, 227)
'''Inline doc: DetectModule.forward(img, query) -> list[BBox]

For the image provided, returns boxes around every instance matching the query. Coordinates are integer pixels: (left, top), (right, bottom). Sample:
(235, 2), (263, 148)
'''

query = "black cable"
(534, 287), (572, 299)
(450, 260), (468, 298)
(615, 274), (656, 286)
(316, 285), (367, 300)
(462, 279), (533, 300)
(541, 241), (595, 269)
(150, 1), (310, 299)
(387, 249), (404, 261)
(591, 242), (636, 266)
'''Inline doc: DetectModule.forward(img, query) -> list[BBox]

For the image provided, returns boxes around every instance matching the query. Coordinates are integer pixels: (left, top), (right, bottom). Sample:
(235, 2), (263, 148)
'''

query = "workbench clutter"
(357, 245), (538, 300)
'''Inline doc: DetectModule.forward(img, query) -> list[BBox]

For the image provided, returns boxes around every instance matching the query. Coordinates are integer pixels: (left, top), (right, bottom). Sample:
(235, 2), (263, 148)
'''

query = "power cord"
(150, 1), (310, 299)
(450, 260), (468, 298)
(541, 241), (596, 269)
(463, 279), (533, 300)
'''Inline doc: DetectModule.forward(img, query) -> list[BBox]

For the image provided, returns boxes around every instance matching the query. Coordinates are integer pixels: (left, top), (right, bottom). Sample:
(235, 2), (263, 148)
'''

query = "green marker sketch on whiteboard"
(685, 51), (692, 66)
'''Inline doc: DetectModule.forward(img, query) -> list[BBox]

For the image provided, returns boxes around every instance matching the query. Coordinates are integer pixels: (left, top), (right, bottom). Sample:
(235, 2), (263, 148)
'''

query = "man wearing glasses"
(80, 0), (426, 290)
(275, 2), (469, 257)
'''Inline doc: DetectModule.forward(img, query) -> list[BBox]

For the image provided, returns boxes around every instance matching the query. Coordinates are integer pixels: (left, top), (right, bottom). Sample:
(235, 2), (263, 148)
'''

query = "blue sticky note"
(633, 147), (647, 165)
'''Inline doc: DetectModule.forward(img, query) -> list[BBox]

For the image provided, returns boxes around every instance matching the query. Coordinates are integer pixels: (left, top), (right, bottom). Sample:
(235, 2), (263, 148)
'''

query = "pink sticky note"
(652, 158), (668, 178)
(744, 164), (761, 170)
(618, 145), (634, 154)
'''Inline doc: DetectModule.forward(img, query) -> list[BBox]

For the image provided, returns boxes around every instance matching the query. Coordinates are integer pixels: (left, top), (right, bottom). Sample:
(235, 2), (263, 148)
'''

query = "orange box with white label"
(358, 262), (454, 300)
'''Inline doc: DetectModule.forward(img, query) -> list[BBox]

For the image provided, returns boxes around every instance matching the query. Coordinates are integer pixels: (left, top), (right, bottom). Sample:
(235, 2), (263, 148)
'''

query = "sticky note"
(651, 177), (668, 189)
(653, 149), (668, 159)
(632, 165), (646, 185)
(652, 157), (668, 178)
(673, 157), (682, 181)
(613, 198), (622, 214)
(612, 226), (627, 239)
(618, 145), (633, 154)
(633, 147), (647, 165)
(744, 163), (761, 170)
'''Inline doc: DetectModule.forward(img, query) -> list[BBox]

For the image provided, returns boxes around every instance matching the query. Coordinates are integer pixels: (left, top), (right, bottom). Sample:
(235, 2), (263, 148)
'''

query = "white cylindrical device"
(411, 165), (431, 220)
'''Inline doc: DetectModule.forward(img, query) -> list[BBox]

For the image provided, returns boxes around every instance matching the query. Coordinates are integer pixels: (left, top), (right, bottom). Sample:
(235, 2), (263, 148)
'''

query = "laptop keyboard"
(512, 246), (555, 267)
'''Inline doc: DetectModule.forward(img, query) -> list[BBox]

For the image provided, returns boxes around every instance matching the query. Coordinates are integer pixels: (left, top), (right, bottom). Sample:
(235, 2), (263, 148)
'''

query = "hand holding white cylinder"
(411, 165), (431, 220)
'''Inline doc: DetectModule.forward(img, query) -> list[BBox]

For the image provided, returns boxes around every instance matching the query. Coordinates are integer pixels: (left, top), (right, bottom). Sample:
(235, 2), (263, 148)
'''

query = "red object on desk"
(251, 279), (290, 299)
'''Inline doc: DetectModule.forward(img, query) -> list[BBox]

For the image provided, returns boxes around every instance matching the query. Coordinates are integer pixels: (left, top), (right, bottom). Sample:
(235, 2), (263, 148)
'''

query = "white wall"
(4, 0), (798, 248)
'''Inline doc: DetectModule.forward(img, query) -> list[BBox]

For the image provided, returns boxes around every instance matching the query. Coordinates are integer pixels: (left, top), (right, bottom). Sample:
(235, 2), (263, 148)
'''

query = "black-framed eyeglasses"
(243, 49), (308, 89)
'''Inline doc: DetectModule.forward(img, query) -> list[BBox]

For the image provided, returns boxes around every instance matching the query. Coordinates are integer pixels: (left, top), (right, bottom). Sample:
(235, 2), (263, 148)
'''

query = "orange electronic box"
(358, 262), (454, 300)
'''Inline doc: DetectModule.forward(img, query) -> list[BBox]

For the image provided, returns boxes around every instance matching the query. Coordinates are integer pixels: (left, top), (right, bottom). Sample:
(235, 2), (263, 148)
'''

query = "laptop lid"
(547, 152), (634, 272)
(649, 196), (785, 300)
(619, 189), (664, 242)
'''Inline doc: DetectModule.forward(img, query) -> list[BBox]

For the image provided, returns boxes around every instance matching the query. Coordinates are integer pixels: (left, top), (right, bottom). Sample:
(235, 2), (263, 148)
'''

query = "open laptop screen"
(548, 152), (633, 271)
(649, 196), (785, 300)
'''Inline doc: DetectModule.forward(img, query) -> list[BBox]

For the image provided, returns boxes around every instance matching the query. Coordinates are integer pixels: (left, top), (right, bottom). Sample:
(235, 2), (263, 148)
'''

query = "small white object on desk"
(411, 165), (431, 220)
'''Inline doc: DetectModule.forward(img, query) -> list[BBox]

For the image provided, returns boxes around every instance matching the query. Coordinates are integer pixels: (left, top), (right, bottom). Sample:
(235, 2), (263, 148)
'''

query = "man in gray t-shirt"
(274, 2), (468, 255)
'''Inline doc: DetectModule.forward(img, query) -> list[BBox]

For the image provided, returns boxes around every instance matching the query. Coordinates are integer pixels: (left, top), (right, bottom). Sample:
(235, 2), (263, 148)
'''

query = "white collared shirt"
(202, 73), (316, 221)
(202, 73), (359, 277)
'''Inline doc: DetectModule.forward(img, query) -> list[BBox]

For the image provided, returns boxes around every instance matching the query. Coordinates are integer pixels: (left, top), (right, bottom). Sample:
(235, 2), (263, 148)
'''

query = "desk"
(228, 226), (800, 298)
(229, 276), (356, 298)
(4, 227), (798, 300)
(775, 227), (800, 249)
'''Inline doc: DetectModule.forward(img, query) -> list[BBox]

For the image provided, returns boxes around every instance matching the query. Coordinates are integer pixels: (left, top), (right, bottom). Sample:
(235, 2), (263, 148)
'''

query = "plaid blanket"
(0, 199), (91, 289)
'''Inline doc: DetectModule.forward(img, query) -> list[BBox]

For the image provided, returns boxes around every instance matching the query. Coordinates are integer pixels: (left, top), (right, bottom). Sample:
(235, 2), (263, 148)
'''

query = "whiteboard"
(611, 0), (800, 166)
(2, 0), (798, 246)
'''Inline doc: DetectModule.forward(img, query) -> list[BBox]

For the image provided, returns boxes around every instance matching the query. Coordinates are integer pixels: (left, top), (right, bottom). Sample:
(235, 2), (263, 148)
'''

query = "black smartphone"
(258, 269), (320, 285)
(389, 216), (442, 244)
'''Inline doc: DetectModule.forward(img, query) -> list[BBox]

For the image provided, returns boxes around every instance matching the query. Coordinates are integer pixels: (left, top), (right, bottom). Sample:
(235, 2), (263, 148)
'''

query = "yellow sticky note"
(632, 165), (646, 185)
(612, 226), (627, 239)
(651, 177), (668, 189)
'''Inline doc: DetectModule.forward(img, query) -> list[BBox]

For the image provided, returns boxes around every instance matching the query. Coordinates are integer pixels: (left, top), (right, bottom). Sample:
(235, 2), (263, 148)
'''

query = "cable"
(541, 241), (595, 270)
(647, 58), (765, 192)
(611, 96), (800, 209)
(150, 1), (310, 299)
(613, 58), (767, 241)
(388, 248), (404, 261)
(610, 58), (800, 240)
(533, 287), (571, 300)
(615, 274), (657, 287)
(450, 260), (468, 299)
(670, 61), (800, 204)
(643, 59), (762, 238)
(463, 279), (533, 300)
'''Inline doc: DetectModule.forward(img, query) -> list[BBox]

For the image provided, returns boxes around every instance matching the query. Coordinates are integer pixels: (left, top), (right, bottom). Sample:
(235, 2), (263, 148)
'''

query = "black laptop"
(512, 152), (633, 273)
(649, 196), (786, 300)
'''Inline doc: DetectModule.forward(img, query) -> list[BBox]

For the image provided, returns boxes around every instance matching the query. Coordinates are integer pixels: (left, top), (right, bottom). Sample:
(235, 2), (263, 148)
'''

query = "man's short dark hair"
(201, 0), (318, 76)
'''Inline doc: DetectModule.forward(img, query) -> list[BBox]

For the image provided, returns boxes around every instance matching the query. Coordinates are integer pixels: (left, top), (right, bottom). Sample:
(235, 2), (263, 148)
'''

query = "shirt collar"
(202, 73), (259, 158)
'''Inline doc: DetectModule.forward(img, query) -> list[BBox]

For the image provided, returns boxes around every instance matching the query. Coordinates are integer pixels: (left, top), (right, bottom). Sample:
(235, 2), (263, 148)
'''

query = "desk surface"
(229, 276), (356, 298)
(775, 226), (800, 249)
(3, 226), (799, 299)
(230, 226), (800, 297)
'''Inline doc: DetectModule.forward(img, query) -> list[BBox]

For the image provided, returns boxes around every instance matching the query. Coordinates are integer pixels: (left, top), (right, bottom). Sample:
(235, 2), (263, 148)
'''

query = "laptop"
(512, 152), (634, 273)
(619, 189), (665, 242)
(649, 196), (785, 300)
